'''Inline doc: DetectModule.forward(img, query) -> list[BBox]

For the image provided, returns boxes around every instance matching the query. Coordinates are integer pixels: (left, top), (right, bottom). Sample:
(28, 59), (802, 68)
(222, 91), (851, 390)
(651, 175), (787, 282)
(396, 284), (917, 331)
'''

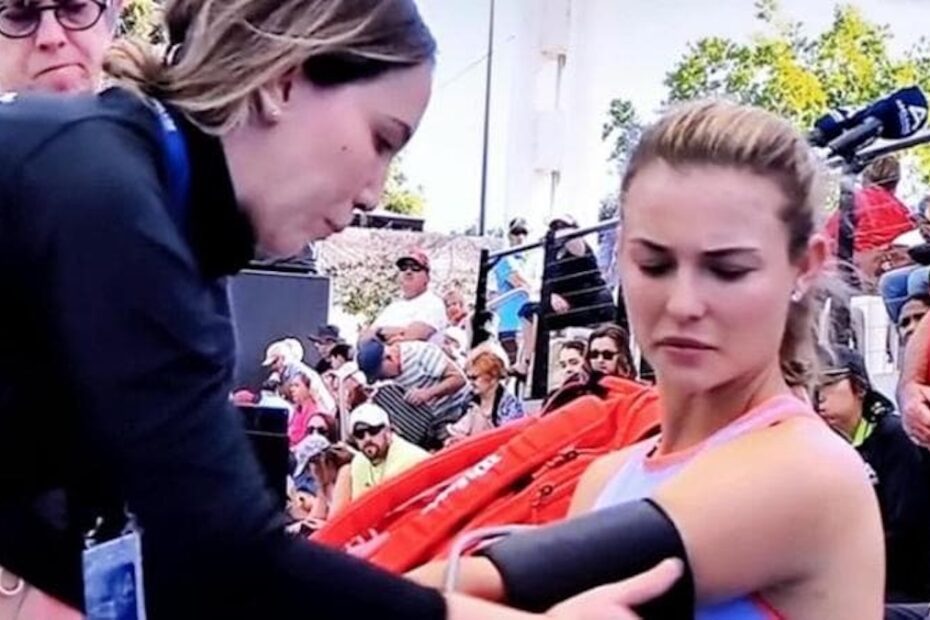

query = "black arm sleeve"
(481, 498), (694, 618)
(13, 121), (446, 619)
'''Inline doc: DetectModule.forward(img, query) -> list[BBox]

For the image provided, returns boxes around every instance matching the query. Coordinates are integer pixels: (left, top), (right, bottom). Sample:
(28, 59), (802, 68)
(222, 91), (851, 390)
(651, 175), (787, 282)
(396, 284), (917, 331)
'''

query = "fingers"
(607, 559), (684, 606)
(909, 423), (930, 447)
(346, 530), (388, 559)
(545, 559), (684, 620)
(903, 384), (930, 446)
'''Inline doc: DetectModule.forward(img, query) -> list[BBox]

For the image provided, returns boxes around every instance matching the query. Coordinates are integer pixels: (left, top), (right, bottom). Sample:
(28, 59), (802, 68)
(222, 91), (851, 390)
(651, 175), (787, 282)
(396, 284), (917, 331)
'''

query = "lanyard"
(150, 99), (191, 236)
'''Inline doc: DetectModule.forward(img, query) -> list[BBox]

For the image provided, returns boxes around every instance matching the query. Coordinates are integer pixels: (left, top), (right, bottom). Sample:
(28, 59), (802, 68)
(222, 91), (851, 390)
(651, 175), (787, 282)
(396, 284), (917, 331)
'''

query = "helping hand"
(545, 559), (684, 620)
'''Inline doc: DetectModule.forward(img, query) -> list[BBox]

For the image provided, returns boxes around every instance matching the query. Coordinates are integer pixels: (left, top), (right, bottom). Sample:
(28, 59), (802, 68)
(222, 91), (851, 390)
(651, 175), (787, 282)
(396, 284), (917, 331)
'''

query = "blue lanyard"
(150, 99), (191, 235)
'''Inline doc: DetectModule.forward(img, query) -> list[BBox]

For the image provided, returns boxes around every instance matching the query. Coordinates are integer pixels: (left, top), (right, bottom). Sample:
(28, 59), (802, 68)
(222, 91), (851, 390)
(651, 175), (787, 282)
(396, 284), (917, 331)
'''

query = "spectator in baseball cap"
(508, 217), (528, 241)
(309, 324), (342, 373)
(361, 247), (447, 345)
(355, 337), (469, 449)
(491, 218), (537, 365)
(342, 403), (428, 501)
(548, 213), (578, 231)
(817, 345), (930, 602)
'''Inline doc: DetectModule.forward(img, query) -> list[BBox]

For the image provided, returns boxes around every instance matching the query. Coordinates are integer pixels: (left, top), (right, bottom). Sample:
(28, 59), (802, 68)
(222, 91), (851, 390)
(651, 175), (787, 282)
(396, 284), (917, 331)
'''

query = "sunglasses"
(588, 350), (618, 361)
(0, 0), (107, 39)
(307, 426), (328, 436)
(398, 262), (425, 273)
(352, 424), (385, 441)
(899, 312), (927, 330)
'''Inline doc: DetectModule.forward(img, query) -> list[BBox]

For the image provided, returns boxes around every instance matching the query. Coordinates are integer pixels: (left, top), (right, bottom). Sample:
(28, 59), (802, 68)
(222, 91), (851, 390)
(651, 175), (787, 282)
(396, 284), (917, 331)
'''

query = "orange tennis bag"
(313, 376), (660, 573)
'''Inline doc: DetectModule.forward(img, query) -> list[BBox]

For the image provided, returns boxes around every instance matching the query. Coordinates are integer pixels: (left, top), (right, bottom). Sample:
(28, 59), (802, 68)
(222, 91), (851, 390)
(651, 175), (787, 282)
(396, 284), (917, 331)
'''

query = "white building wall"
(501, 0), (628, 231)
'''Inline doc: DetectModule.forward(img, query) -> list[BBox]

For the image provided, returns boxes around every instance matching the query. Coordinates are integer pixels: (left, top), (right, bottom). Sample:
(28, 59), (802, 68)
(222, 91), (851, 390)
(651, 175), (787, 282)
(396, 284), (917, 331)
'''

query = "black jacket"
(858, 412), (930, 602)
(0, 89), (445, 618)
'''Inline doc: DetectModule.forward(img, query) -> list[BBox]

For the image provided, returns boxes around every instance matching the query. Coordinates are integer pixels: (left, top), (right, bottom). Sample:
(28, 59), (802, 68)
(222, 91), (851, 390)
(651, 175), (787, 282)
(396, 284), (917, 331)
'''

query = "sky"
(401, 0), (930, 234)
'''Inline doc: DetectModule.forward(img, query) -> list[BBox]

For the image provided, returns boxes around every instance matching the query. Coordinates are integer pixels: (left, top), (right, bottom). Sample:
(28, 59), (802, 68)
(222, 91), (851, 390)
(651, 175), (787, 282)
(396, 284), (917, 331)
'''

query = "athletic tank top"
(592, 394), (817, 620)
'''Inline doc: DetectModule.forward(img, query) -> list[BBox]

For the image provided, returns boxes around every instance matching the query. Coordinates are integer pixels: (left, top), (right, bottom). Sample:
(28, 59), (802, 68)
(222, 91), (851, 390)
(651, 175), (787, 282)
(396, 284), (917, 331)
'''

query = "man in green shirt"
(344, 403), (429, 501)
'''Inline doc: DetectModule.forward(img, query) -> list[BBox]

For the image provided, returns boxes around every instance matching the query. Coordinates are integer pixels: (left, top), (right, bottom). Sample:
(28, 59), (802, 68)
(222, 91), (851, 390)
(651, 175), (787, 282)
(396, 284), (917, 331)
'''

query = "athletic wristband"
(481, 498), (694, 618)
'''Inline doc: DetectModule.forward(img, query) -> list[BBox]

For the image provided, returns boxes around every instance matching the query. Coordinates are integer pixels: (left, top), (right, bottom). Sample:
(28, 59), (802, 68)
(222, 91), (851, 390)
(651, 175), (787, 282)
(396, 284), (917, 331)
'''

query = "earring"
(790, 288), (803, 303)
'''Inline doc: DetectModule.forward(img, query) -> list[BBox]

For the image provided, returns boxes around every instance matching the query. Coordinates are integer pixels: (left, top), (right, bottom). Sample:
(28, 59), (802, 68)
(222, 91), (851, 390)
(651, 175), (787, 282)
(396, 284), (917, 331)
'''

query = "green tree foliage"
(327, 252), (400, 323)
(602, 98), (644, 169)
(605, 1), (930, 182)
(120, 0), (164, 43)
(381, 159), (427, 216)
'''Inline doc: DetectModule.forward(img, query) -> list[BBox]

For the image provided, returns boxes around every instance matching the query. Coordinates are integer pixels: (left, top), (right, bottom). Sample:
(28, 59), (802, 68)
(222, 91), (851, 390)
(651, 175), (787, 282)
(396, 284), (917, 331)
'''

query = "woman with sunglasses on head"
(586, 324), (635, 380)
(0, 0), (666, 617)
(411, 101), (883, 619)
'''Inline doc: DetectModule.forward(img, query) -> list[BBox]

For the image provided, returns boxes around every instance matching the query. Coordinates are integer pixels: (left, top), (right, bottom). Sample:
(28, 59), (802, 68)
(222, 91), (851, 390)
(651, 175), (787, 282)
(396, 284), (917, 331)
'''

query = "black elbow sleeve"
(481, 498), (694, 618)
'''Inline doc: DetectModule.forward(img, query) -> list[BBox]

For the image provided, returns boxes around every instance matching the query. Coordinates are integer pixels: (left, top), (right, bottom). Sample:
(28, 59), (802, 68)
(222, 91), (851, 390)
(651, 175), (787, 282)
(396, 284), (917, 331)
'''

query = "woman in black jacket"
(0, 1), (667, 618)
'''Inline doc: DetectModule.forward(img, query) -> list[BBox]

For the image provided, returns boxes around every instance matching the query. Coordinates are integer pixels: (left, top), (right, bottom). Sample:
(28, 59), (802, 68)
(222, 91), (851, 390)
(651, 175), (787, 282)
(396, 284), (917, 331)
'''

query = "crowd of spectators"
(240, 240), (641, 536)
(249, 161), (930, 610)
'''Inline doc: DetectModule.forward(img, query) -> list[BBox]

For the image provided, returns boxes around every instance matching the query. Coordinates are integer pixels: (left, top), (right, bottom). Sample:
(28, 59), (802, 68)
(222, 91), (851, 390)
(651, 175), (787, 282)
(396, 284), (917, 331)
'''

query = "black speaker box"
(229, 269), (331, 390)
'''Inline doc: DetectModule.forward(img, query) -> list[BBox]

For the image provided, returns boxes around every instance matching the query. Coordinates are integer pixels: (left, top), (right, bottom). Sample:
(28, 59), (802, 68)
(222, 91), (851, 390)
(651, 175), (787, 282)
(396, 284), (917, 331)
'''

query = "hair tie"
(164, 43), (184, 67)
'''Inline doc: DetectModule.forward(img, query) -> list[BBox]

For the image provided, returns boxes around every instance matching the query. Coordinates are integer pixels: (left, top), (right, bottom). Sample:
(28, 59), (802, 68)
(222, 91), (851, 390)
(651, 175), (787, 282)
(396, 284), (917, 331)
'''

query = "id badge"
(82, 516), (147, 620)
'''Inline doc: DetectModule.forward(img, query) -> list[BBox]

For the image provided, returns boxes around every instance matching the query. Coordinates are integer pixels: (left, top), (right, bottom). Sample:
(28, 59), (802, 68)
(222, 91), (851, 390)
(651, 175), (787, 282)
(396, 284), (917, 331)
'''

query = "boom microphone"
(808, 108), (853, 147)
(826, 86), (928, 156)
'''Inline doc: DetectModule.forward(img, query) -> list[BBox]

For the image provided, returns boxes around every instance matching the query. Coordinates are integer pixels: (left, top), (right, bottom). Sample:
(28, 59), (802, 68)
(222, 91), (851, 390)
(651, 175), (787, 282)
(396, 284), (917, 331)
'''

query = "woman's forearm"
(445, 593), (538, 620)
(408, 557), (506, 602)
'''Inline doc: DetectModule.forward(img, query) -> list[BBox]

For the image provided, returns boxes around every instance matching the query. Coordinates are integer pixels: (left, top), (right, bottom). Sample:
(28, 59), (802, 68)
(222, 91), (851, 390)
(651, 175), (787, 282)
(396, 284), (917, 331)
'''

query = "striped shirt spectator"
(357, 339), (470, 449)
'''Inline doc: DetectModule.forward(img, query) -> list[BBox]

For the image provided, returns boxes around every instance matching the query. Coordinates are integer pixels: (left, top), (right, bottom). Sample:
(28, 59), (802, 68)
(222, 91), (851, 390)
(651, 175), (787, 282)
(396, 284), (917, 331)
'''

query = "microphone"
(808, 108), (853, 147)
(826, 86), (928, 156)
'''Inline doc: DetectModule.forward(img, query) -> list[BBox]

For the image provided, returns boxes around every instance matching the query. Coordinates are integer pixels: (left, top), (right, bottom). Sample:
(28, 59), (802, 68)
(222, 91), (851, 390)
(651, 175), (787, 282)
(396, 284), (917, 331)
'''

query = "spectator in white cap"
(362, 248), (447, 345)
(261, 338), (336, 414)
(336, 403), (428, 502)
(262, 338), (304, 377)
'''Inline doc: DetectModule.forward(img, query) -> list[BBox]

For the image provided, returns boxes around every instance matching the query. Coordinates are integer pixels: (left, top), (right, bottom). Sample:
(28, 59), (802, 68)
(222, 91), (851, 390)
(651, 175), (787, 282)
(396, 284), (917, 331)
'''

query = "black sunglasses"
(352, 424), (385, 440)
(307, 426), (328, 436)
(0, 0), (108, 39)
(588, 350), (618, 361)
(398, 262), (425, 273)
(900, 312), (927, 330)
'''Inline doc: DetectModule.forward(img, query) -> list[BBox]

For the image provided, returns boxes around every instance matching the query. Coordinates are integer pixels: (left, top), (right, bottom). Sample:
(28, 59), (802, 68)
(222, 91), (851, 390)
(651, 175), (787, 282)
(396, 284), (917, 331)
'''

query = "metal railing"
(472, 218), (627, 399)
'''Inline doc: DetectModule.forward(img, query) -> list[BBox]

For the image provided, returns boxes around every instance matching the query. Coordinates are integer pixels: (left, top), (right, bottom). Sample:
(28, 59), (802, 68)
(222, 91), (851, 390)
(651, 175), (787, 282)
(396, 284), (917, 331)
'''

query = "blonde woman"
(411, 102), (883, 618)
